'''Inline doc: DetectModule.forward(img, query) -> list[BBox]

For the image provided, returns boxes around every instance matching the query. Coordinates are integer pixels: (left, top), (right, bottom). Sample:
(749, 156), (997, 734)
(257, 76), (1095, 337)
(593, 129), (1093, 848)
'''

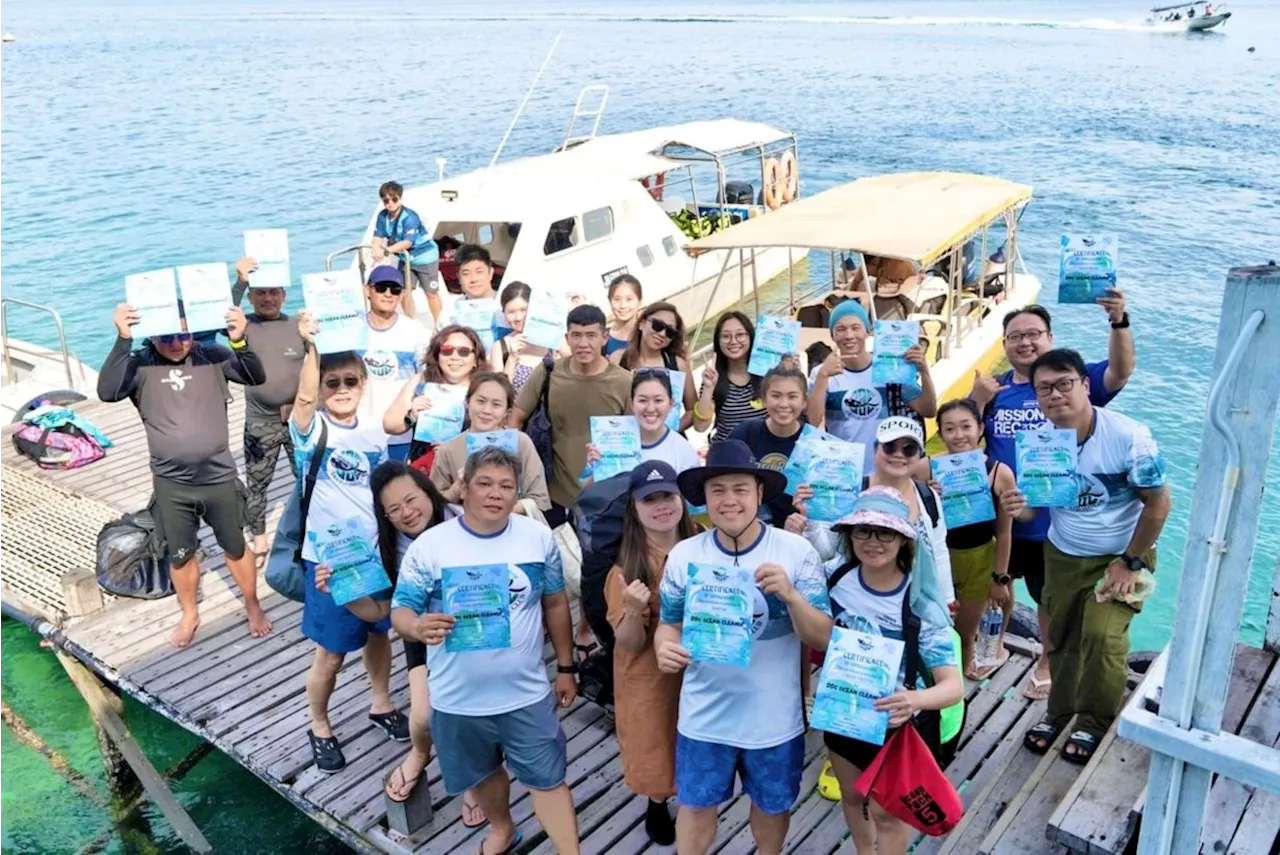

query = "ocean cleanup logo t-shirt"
(808, 363), (920, 474)
(291, 413), (387, 564)
(358, 316), (429, 447)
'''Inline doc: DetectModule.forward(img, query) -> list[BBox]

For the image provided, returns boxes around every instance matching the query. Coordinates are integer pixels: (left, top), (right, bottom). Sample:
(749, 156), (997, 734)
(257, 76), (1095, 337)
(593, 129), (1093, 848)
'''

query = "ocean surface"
(2, 0), (1278, 851)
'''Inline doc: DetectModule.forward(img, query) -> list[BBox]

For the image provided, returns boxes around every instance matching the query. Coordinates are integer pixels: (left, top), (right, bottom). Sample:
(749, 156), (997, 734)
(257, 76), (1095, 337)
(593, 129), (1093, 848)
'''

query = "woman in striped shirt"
(692, 311), (765, 443)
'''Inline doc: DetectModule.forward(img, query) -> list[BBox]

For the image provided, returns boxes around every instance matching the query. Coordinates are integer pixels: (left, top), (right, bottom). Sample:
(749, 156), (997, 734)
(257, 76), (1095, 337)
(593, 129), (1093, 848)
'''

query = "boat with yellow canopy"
(685, 171), (1042, 424)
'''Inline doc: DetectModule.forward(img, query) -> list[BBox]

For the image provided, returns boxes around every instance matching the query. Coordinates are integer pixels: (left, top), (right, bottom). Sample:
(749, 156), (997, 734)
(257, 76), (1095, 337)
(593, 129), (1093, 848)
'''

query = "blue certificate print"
(310, 520), (392, 606)
(747, 315), (801, 377)
(810, 625), (904, 746)
(466, 430), (520, 456)
(682, 563), (754, 668)
(302, 269), (368, 353)
(442, 564), (512, 652)
(451, 298), (500, 351)
(125, 268), (182, 338)
(932, 450), (996, 527)
(590, 416), (642, 481)
(1015, 428), (1078, 508)
(805, 439), (866, 523)
(522, 290), (566, 351)
(243, 229), (291, 289)
(414, 384), (467, 445)
(1058, 234), (1117, 304)
(782, 425), (835, 496)
(176, 263), (233, 333)
(871, 320), (920, 386)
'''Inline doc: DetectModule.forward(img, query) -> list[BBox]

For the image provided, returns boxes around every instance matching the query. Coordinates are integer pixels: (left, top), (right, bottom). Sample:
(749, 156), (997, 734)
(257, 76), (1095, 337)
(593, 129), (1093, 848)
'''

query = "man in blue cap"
(357, 264), (429, 462)
(655, 440), (833, 855)
(806, 299), (937, 474)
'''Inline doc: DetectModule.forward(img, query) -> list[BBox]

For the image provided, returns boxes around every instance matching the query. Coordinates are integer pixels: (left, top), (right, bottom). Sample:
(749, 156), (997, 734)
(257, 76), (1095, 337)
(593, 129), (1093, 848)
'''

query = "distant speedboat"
(1148, 2), (1233, 31)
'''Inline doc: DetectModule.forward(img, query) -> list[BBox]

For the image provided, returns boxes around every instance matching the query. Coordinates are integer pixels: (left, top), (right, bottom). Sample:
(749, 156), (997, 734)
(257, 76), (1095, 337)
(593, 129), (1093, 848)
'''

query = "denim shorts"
(386, 442), (411, 463)
(301, 561), (392, 654)
(430, 692), (567, 796)
(675, 732), (805, 814)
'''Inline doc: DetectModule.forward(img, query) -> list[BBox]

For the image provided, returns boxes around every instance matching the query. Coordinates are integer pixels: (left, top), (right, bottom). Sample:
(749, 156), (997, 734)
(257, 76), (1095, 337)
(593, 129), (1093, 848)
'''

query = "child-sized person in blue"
(373, 180), (442, 323)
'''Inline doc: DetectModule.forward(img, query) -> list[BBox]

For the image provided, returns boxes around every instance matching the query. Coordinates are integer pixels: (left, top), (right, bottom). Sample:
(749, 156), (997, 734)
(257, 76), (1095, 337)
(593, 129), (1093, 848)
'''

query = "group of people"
(100, 186), (1170, 854)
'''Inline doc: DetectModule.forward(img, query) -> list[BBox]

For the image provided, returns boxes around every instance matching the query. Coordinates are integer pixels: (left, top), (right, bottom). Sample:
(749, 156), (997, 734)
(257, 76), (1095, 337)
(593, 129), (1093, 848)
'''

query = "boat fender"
(762, 158), (784, 211)
(10, 389), (87, 424)
(641, 173), (665, 201)
(780, 150), (799, 203)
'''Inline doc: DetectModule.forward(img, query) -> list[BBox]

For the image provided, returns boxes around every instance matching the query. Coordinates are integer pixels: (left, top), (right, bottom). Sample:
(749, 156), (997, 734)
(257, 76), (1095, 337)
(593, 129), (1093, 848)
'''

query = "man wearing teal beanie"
(805, 297), (937, 473)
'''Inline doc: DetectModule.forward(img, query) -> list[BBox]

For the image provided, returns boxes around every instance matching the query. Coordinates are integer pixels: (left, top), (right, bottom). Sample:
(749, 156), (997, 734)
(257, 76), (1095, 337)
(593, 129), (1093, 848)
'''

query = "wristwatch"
(556, 662), (579, 675)
(992, 572), (1012, 586)
(1111, 312), (1131, 329)
(1121, 553), (1147, 572)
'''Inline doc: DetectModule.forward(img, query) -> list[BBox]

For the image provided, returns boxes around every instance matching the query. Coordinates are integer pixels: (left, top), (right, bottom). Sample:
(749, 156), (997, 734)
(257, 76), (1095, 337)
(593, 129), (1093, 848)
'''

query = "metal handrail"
(1, 298), (76, 389)
(325, 244), (373, 279)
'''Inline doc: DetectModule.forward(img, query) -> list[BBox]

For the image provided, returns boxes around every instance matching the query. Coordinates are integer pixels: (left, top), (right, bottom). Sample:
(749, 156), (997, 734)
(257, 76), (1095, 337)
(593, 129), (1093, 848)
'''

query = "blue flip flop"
(472, 829), (523, 855)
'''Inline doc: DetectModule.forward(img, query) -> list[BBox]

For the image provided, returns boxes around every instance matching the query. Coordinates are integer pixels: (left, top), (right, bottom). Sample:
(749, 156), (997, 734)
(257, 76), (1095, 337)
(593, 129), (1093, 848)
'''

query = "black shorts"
(152, 475), (247, 565)
(1009, 537), (1046, 605)
(824, 730), (886, 772)
(404, 638), (427, 671)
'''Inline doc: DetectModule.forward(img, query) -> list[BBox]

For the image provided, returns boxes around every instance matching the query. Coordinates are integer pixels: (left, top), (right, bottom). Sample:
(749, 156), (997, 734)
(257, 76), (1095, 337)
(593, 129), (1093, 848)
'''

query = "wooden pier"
(3, 391), (1278, 854)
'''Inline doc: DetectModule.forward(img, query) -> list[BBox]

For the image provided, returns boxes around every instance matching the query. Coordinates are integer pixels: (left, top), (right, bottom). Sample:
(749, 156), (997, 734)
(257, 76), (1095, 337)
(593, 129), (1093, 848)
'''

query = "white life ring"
(780, 150), (799, 203)
(763, 158), (784, 211)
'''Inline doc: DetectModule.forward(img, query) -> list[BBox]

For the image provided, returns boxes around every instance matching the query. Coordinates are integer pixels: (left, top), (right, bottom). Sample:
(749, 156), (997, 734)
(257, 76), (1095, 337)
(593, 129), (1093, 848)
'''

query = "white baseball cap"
(876, 416), (924, 446)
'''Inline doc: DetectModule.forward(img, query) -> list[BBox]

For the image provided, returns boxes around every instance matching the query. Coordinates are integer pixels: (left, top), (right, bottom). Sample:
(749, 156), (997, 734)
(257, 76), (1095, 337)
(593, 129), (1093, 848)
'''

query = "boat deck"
(3, 393), (1277, 854)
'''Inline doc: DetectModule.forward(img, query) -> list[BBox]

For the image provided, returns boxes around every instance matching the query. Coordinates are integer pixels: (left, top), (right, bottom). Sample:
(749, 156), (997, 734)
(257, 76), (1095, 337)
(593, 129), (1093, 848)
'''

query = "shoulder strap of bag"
(901, 587), (929, 689)
(300, 418), (328, 519)
(538, 354), (555, 411)
(914, 479), (940, 528)
(827, 558), (858, 593)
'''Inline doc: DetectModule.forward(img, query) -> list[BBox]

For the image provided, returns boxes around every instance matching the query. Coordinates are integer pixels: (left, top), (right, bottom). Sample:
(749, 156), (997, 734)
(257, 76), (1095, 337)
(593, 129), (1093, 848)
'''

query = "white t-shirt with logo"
(358, 315), (429, 447)
(808, 363), (921, 472)
(391, 515), (565, 716)
(658, 526), (830, 749)
(1048, 407), (1167, 558)
(641, 428), (702, 473)
(291, 413), (389, 564)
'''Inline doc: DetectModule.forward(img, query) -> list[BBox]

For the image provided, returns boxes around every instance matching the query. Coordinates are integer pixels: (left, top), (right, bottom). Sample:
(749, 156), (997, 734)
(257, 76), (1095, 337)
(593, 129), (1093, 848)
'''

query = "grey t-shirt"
(243, 313), (305, 423)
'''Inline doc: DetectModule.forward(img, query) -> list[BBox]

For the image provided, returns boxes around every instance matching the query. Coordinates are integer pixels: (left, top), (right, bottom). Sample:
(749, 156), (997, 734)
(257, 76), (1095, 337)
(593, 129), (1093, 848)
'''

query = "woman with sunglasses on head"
(692, 311), (766, 443)
(604, 460), (700, 844)
(605, 274), (643, 357)
(611, 301), (697, 432)
(429, 371), (551, 513)
(819, 487), (962, 855)
(383, 325), (485, 470)
(491, 281), (561, 394)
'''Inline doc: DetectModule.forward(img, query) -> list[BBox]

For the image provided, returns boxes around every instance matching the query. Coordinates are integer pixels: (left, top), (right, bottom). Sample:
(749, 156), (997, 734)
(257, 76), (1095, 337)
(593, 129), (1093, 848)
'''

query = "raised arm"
(1100, 288), (1135, 394)
(290, 311), (320, 433)
(97, 305), (143, 402)
(219, 307), (265, 386)
(230, 257), (256, 306)
(905, 344), (938, 418)
(807, 354), (842, 428)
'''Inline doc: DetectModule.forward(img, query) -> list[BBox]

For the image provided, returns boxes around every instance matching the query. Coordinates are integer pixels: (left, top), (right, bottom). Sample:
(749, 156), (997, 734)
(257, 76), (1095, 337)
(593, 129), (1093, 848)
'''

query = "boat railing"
(1, 298), (77, 390)
(326, 244), (374, 277)
(561, 84), (610, 151)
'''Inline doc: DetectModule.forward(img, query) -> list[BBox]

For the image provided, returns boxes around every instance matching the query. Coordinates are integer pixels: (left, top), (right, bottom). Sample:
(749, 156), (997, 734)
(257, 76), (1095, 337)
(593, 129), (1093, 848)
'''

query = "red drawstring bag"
(855, 723), (963, 836)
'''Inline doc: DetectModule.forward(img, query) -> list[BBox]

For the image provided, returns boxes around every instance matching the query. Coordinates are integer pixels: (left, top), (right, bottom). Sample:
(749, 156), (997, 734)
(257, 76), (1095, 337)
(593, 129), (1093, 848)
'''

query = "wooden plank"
(567, 790), (651, 855)
(708, 729), (827, 854)
(1225, 785), (1280, 855)
(141, 607), (307, 696)
(983, 731), (1081, 855)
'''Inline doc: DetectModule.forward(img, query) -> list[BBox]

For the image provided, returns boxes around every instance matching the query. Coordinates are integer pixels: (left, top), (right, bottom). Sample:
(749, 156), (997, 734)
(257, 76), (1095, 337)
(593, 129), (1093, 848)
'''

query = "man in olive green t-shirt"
(512, 304), (632, 527)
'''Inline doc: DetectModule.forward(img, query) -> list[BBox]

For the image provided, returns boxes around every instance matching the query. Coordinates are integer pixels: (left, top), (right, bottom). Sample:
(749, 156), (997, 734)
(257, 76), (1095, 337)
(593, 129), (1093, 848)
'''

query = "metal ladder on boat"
(561, 85), (610, 150)
(1, 298), (78, 390)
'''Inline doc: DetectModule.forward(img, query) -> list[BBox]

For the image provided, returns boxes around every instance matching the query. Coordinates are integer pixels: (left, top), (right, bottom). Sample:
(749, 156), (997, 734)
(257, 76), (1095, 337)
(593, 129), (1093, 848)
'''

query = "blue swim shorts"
(430, 692), (567, 796)
(675, 732), (805, 815)
(385, 443), (411, 463)
(301, 560), (392, 654)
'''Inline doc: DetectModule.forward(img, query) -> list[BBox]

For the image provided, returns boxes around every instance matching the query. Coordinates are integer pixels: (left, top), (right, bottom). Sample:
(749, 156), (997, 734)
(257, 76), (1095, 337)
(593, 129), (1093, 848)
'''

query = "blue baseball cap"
(367, 264), (403, 286)
(629, 460), (680, 500)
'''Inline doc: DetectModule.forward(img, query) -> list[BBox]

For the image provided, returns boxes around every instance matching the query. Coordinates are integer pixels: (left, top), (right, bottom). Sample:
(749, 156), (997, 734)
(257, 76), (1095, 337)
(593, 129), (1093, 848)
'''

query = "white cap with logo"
(876, 415), (925, 446)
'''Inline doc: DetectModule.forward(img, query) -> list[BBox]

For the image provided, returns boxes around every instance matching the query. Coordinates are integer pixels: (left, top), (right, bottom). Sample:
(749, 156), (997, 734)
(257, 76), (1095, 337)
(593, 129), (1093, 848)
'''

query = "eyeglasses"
(647, 317), (678, 338)
(1006, 329), (1047, 344)
(324, 375), (361, 390)
(439, 345), (475, 358)
(1034, 377), (1082, 397)
(851, 527), (900, 542)
(372, 282), (403, 295)
(719, 332), (750, 344)
(880, 439), (922, 458)
(156, 333), (192, 345)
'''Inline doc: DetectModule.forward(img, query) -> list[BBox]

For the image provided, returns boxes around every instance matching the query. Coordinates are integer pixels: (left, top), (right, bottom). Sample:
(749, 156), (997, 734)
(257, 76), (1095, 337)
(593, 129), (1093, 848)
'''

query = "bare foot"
(170, 613), (201, 648)
(247, 603), (274, 638)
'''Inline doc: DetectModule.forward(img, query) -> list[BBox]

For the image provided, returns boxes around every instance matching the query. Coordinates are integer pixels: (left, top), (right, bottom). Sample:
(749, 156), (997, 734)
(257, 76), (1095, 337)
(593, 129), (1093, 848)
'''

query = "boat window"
(582, 207), (614, 243)
(662, 236), (678, 257)
(637, 245), (654, 268)
(543, 218), (578, 255)
(478, 224), (494, 245)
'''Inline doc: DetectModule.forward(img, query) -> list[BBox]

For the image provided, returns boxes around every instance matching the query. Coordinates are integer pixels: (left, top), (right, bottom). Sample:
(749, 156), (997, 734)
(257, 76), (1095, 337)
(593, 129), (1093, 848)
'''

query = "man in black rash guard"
(98, 300), (271, 648)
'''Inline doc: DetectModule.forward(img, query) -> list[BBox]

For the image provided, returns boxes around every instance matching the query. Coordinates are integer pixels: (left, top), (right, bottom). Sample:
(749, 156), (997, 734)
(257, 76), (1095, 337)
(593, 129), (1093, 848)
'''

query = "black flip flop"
(1061, 730), (1099, 765)
(1023, 721), (1061, 755)
(369, 709), (410, 742)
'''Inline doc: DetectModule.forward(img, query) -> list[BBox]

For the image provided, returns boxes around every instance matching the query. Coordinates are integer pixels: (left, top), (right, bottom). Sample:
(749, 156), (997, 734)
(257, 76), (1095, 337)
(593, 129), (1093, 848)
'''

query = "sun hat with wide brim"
(676, 439), (787, 507)
(830, 485), (917, 540)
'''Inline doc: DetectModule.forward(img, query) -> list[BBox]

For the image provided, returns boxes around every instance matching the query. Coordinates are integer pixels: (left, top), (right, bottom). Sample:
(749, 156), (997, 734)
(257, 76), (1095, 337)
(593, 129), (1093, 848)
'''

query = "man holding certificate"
(392, 447), (581, 855)
(1006, 349), (1169, 766)
(357, 265), (429, 462)
(654, 440), (832, 855)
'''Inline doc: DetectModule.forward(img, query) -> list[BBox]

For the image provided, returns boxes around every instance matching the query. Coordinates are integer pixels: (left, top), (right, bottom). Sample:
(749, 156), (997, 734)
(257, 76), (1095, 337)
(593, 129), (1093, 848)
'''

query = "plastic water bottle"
(974, 606), (1003, 669)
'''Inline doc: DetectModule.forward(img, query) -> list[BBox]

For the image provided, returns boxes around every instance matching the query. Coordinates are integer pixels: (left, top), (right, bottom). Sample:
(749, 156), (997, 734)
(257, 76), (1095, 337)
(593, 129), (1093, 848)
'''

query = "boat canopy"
(686, 171), (1033, 267)
(576, 119), (794, 160)
(1150, 1), (1208, 10)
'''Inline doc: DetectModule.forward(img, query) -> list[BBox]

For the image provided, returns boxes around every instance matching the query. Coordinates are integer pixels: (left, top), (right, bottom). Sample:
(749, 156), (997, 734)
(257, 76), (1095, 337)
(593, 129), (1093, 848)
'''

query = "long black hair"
(618, 495), (700, 586)
(712, 311), (762, 407)
(371, 460), (451, 582)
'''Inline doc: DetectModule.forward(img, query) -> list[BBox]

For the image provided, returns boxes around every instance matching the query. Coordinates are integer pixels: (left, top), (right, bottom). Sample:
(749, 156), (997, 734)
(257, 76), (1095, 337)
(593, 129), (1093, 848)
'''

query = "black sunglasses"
(324, 375), (361, 390)
(647, 317), (678, 337)
(372, 282), (403, 295)
(881, 439), (922, 458)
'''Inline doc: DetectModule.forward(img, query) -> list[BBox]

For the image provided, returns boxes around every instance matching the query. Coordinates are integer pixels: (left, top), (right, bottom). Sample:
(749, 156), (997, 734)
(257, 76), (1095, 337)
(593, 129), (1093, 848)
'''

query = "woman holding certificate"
(692, 311), (766, 443)
(818, 488), (962, 855)
(491, 281), (561, 394)
(383, 325), (485, 471)
(604, 461), (700, 844)
(612, 302), (698, 432)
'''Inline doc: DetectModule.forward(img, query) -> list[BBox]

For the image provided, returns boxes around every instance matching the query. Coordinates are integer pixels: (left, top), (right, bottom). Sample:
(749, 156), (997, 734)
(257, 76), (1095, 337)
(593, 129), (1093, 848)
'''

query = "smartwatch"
(992, 572), (1012, 586)
(1121, 553), (1147, 573)
(1111, 312), (1131, 329)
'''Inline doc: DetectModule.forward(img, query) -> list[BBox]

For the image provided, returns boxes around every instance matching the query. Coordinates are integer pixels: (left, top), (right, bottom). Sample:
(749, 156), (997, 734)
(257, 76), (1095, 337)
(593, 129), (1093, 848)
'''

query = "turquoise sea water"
(2, 1), (1279, 851)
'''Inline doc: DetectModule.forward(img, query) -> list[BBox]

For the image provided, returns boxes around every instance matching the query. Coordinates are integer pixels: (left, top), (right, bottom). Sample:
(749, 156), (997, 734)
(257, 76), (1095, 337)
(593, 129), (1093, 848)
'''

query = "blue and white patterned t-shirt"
(808, 363), (921, 473)
(392, 515), (565, 716)
(291, 413), (388, 564)
(659, 526), (830, 749)
(358, 316), (429, 449)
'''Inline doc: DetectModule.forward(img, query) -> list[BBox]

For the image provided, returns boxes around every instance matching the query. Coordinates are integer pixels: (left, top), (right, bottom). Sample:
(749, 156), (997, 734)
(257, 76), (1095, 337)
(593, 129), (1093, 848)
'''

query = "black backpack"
(95, 507), (173, 599)
(572, 472), (633, 649)
(526, 354), (557, 478)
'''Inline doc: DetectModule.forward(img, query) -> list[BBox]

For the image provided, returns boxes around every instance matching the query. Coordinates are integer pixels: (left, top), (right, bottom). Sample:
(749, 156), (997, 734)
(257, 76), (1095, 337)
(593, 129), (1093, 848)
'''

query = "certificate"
(782, 425), (835, 496)
(682, 563), (754, 668)
(522, 290), (566, 351)
(1058, 234), (1118, 304)
(1016, 428), (1078, 508)
(665, 369), (686, 433)
(414, 384), (467, 445)
(871, 320), (920, 386)
(176, 263), (233, 333)
(243, 229), (291, 289)
(442, 564), (512, 652)
(302, 269), (368, 353)
(810, 625), (904, 746)
(748, 314), (801, 376)
(466, 429), (520, 456)
(804, 439), (866, 523)
(125, 268), (182, 339)
(451, 298), (499, 350)
(932, 450), (997, 527)
(311, 520), (392, 606)
(590, 416), (641, 481)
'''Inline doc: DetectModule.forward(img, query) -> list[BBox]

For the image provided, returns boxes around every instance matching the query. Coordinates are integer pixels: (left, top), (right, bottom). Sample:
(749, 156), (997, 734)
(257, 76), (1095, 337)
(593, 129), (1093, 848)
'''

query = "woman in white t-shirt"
(585, 369), (701, 479)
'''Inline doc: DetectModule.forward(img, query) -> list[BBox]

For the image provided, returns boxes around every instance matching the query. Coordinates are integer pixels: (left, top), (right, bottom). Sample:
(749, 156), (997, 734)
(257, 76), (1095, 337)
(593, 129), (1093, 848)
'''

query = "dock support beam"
(1120, 263), (1280, 854)
(55, 652), (213, 854)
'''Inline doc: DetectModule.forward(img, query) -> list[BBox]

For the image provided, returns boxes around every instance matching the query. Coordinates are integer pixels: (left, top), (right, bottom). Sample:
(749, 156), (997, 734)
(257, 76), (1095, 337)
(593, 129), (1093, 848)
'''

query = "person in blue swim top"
(806, 300), (937, 475)
(372, 181), (442, 324)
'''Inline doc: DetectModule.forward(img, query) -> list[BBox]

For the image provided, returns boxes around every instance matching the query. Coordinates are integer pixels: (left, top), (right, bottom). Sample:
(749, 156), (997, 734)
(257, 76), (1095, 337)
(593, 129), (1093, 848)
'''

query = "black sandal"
(1023, 721), (1061, 755)
(308, 730), (346, 773)
(368, 709), (410, 742)
(574, 642), (599, 665)
(1061, 730), (1099, 765)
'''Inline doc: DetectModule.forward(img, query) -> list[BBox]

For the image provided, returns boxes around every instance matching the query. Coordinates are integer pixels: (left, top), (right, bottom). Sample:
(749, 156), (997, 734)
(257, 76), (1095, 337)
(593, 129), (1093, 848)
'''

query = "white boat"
(1148, 2), (1232, 31)
(339, 88), (805, 326)
(1, 300), (99, 423)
